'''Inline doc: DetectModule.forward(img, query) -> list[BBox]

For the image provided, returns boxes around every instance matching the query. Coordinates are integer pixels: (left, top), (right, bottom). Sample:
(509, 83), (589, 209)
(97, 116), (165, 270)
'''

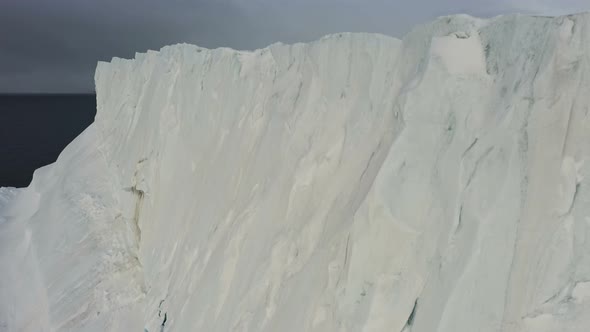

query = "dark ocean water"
(0, 94), (96, 188)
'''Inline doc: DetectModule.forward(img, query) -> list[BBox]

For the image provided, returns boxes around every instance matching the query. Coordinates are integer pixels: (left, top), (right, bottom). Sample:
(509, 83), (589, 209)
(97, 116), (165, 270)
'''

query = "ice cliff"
(1, 13), (590, 332)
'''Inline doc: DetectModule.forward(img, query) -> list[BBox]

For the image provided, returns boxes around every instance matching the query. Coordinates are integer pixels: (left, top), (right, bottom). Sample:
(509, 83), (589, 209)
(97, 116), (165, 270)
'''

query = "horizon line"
(0, 92), (96, 96)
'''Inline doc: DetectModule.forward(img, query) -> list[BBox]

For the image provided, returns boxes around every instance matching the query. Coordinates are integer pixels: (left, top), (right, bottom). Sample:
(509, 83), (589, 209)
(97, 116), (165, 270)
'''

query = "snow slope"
(1, 13), (590, 332)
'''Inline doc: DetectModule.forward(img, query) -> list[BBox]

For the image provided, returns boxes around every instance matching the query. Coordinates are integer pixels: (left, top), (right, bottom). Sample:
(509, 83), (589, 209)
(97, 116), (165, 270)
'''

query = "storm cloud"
(1, 0), (588, 93)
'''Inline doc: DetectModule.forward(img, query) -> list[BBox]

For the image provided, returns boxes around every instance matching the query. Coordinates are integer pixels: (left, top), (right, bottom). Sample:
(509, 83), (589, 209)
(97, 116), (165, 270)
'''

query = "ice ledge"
(96, 12), (590, 69)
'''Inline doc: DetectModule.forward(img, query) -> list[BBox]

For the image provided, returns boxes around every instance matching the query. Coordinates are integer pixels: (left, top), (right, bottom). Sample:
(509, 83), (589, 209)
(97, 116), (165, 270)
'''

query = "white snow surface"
(2, 13), (590, 332)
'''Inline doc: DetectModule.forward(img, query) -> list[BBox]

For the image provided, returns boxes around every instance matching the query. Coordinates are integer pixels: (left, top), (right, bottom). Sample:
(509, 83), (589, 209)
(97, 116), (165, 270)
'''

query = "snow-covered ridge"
(1, 13), (590, 331)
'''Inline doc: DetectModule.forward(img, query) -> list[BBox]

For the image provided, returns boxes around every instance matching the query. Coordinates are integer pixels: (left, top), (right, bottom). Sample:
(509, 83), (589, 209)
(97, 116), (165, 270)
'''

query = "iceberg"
(1, 13), (590, 332)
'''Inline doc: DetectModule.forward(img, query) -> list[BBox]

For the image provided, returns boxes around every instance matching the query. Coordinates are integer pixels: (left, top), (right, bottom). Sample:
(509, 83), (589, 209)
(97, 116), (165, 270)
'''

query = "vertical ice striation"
(1, 13), (590, 332)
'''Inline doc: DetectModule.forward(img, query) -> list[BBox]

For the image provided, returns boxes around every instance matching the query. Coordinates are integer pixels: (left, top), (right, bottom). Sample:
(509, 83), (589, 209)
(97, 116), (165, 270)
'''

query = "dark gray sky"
(1, 0), (589, 93)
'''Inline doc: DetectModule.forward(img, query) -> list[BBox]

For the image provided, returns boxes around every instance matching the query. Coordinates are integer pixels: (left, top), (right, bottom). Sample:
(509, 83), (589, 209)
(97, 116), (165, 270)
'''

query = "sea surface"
(0, 94), (96, 188)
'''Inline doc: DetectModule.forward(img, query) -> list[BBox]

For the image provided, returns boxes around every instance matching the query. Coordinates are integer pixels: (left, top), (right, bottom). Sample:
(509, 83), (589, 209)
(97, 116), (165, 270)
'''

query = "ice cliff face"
(2, 13), (590, 332)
